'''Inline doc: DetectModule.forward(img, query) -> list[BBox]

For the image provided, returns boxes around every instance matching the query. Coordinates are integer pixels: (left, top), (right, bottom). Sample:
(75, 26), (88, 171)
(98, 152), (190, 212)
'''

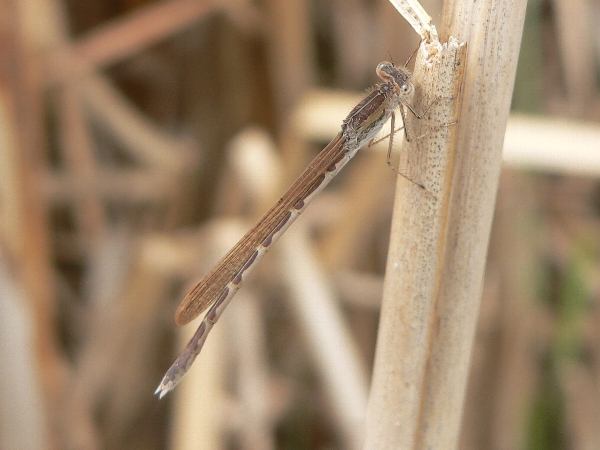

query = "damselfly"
(156, 60), (426, 398)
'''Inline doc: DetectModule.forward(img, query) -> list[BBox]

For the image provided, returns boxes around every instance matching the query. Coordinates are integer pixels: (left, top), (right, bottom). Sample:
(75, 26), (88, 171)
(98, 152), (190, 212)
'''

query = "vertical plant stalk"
(364, 0), (528, 447)
(364, 39), (467, 450)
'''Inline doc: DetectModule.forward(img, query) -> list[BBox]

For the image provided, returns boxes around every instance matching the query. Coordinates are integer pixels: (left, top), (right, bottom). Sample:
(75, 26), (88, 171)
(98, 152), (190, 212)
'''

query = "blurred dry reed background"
(1, 0), (600, 449)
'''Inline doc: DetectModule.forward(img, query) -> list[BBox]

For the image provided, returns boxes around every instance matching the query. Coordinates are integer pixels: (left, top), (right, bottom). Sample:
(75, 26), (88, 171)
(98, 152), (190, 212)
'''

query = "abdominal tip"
(155, 379), (173, 399)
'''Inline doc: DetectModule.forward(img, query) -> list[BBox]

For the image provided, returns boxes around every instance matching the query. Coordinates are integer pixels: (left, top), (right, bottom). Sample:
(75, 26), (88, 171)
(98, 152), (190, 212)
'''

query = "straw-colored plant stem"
(363, 0), (528, 448)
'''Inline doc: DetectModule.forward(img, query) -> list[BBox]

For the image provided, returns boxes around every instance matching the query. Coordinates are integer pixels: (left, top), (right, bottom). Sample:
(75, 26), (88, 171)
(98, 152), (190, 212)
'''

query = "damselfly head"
(376, 62), (414, 101)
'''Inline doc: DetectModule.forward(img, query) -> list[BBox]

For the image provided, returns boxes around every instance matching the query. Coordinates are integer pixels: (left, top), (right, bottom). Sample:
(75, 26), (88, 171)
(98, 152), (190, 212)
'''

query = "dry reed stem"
(169, 222), (238, 450)
(3, 0), (66, 422)
(551, 0), (596, 115)
(45, 0), (218, 86)
(364, 38), (467, 450)
(503, 115), (600, 176)
(0, 263), (49, 449)
(387, 0), (436, 41)
(280, 225), (369, 450)
(364, 0), (529, 446)
(229, 292), (275, 450)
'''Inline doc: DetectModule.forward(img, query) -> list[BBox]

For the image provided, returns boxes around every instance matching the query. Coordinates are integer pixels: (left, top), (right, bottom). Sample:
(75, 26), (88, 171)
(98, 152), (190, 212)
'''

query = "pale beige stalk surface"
(364, 0), (528, 448)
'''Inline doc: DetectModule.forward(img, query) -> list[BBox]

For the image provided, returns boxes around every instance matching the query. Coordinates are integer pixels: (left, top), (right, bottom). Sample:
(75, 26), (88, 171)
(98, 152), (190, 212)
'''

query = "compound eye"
(400, 82), (414, 98)
(376, 61), (393, 80)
